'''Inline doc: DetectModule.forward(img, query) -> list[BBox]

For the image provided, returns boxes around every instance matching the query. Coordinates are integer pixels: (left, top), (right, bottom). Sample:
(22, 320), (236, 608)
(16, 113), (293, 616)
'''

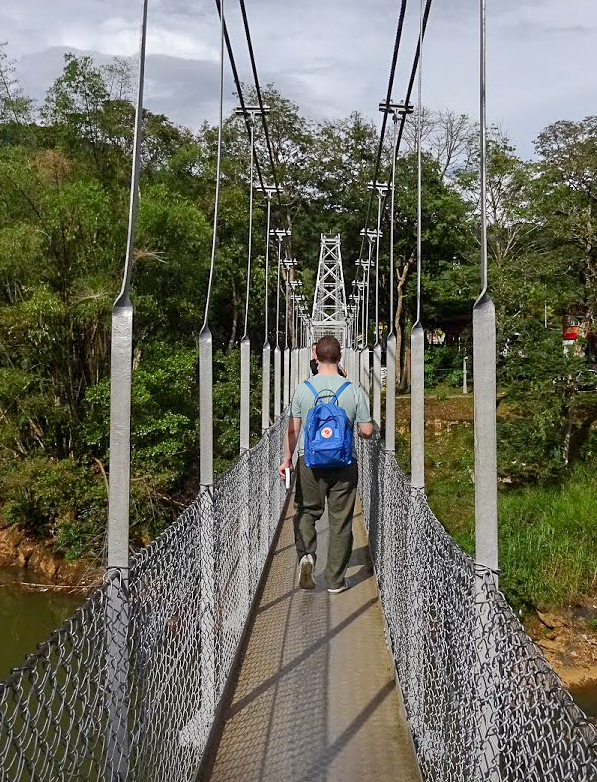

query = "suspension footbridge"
(1, 1), (597, 781)
(1, 233), (595, 782)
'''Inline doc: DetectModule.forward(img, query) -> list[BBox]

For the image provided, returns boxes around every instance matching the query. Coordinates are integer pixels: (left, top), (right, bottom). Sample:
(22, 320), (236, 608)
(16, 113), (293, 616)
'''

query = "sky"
(2, 0), (596, 159)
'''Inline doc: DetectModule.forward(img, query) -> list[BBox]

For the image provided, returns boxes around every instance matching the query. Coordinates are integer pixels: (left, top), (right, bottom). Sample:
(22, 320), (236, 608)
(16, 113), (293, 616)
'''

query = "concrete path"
(202, 497), (421, 782)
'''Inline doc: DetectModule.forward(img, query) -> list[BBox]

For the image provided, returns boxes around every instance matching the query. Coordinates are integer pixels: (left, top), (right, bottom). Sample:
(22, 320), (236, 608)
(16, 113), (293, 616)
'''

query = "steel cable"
(116, 0), (148, 305)
(275, 240), (281, 347)
(479, 0), (488, 297)
(415, 0), (424, 325)
(238, 0), (282, 205)
(389, 114), (398, 332)
(359, 0), (434, 264)
(213, 0), (266, 195)
(357, 0), (408, 263)
(243, 119), (255, 338)
(203, 0), (226, 327)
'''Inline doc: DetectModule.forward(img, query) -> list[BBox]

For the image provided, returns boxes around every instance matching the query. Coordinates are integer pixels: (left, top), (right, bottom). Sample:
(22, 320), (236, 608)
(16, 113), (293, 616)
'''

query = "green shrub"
(212, 348), (262, 474)
(497, 321), (587, 484)
(1, 456), (106, 558)
(497, 410), (567, 484)
(425, 424), (475, 535)
(424, 346), (464, 389)
(425, 419), (597, 610)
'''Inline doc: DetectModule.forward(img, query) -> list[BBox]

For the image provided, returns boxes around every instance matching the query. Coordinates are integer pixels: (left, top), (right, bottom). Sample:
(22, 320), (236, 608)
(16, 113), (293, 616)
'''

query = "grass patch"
(425, 424), (475, 539)
(498, 463), (597, 609)
(397, 414), (597, 611)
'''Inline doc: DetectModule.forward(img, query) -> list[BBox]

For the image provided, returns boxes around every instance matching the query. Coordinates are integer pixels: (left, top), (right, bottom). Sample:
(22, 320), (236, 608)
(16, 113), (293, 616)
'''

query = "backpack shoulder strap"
(333, 381), (351, 402)
(304, 380), (318, 398)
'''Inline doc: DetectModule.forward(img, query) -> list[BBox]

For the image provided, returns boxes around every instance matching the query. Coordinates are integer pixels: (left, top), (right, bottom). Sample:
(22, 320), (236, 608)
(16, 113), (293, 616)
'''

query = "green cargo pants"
(294, 456), (358, 589)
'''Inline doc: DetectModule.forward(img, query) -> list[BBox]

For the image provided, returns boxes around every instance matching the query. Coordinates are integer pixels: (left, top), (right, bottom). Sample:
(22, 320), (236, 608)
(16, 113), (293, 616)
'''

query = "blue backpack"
(303, 380), (353, 469)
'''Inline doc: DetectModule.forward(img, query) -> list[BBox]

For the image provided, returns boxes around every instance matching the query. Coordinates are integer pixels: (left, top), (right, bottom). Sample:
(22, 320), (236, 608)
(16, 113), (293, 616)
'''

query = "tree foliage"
(0, 44), (595, 562)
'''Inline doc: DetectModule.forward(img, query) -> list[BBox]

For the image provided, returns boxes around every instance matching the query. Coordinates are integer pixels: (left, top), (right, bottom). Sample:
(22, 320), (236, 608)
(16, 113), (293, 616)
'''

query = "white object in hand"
(285, 468), (291, 489)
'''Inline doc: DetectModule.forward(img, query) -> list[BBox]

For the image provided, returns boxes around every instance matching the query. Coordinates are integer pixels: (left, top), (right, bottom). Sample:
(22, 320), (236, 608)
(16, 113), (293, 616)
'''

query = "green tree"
(0, 41), (35, 127)
(533, 117), (597, 335)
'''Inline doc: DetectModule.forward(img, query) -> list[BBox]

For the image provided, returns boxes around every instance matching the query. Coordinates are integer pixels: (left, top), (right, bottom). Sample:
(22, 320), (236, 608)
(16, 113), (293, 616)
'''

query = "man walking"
(278, 336), (373, 593)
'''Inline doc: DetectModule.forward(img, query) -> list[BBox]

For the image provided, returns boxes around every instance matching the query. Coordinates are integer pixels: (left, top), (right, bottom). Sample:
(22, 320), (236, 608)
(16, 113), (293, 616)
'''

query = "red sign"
(563, 324), (579, 340)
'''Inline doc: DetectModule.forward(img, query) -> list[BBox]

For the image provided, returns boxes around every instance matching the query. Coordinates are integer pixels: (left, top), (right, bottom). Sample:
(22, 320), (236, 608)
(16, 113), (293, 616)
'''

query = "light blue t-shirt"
(290, 374), (371, 456)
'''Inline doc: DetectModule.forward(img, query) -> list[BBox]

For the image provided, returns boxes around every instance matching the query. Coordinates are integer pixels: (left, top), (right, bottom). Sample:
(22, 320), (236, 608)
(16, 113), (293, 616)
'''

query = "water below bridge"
(2, 569), (597, 730)
(1, 546), (596, 772)
(570, 680), (597, 723)
(0, 566), (83, 680)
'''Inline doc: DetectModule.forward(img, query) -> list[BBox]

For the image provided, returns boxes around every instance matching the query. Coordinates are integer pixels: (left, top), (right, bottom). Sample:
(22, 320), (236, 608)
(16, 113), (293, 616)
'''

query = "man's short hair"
(315, 336), (341, 364)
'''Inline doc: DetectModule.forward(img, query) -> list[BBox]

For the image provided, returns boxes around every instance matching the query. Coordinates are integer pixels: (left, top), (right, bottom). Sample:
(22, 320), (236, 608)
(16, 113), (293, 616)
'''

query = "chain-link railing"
(358, 435), (597, 782)
(0, 414), (288, 782)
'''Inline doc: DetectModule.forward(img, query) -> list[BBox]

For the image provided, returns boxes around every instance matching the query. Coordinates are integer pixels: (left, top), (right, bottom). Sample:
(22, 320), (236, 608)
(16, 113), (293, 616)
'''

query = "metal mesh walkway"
(202, 495), (421, 782)
(2, 420), (596, 781)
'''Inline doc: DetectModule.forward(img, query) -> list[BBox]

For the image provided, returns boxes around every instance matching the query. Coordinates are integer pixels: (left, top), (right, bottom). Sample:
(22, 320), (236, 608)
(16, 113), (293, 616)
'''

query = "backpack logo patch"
(321, 427), (333, 439)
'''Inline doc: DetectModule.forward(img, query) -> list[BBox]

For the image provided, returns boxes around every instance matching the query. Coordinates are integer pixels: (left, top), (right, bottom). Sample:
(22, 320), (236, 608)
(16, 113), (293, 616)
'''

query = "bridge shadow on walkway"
(201, 496), (421, 782)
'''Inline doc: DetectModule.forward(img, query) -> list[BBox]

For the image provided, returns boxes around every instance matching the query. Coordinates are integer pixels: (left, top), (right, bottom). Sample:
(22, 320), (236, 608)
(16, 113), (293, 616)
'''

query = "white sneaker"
(298, 554), (316, 590)
(327, 579), (350, 594)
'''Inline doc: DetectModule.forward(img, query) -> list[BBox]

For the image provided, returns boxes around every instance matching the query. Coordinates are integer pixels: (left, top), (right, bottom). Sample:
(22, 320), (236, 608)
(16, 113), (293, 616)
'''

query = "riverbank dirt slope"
(0, 527), (100, 589)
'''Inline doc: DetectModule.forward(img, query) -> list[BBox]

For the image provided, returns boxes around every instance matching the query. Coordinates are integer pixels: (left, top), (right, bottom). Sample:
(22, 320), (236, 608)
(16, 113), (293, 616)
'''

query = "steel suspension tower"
(311, 234), (349, 346)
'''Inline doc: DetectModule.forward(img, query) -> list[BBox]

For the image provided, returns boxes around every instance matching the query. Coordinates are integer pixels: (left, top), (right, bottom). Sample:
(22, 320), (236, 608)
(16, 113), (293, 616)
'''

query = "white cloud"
(498, 0), (597, 32)
(4, 0), (597, 158)
(57, 19), (218, 62)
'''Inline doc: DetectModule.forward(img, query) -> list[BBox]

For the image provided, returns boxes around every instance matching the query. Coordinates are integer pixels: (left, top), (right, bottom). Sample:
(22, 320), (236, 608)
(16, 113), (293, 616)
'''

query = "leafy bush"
(424, 346), (464, 389)
(213, 348), (263, 474)
(425, 419), (597, 610)
(83, 341), (198, 474)
(1, 457), (105, 559)
(497, 321), (587, 483)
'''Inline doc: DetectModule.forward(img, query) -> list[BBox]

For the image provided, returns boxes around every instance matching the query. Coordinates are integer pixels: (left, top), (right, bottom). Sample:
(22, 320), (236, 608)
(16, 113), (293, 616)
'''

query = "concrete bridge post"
(198, 324), (216, 745)
(410, 324), (425, 491)
(385, 332), (396, 452)
(274, 346), (282, 418)
(360, 346), (370, 399)
(373, 342), (382, 429)
(473, 2), (500, 779)
(105, 2), (149, 776)
(283, 347), (290, 408)
(240, 337), (250, 453)
(262, 342), (271, 433)
(291, 347), (298, 394)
